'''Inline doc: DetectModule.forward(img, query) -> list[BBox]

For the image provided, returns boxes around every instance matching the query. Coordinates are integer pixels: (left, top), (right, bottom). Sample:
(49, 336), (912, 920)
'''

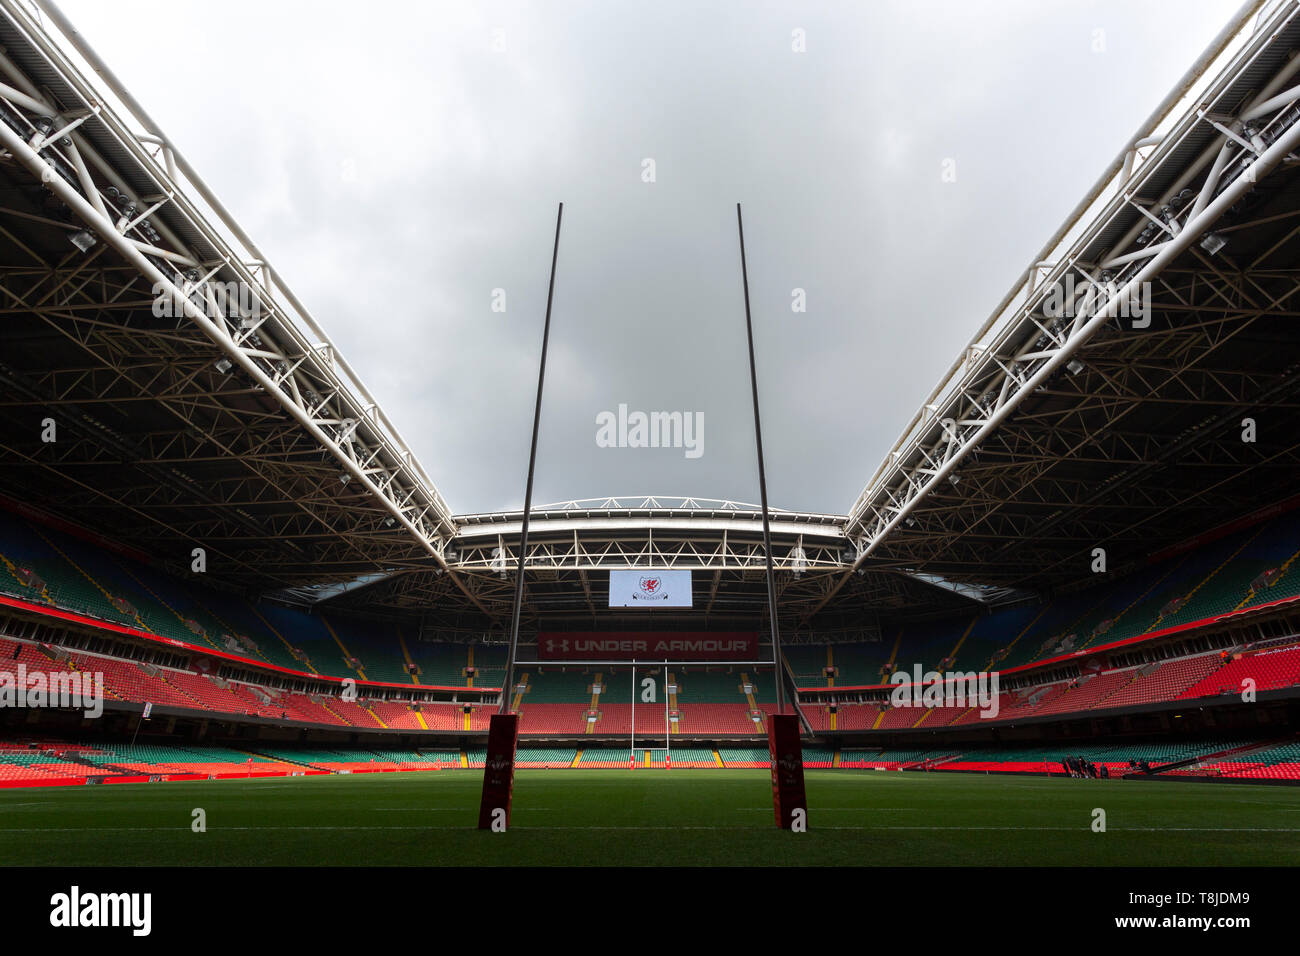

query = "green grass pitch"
(1, 769), (1297, 866)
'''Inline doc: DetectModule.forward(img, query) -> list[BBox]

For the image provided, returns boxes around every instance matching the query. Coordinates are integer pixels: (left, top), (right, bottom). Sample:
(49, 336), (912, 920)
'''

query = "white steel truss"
(0, 1), (479, 603)
(843, 0), (1300, 580)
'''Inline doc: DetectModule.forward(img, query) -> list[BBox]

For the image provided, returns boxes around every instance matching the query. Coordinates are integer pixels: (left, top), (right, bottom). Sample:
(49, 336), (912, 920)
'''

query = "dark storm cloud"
(59, 0), (1244, 513)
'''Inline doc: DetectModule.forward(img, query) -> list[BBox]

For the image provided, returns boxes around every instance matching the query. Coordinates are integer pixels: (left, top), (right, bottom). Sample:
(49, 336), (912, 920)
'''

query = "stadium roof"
(830, 0), (1300, 603)
(2, 0), (1300, 635)
(0, 0), (476, 602)
(296, 496), (976, 632)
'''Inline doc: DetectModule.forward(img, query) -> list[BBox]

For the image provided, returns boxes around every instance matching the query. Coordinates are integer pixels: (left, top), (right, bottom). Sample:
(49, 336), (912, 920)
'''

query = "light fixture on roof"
(1200, 232), (1227, 256)
(214, 357), (233, 374)
(68, 229), (96, 252)
(384, 516), (396, 527)
(948, 473), (961, 486)
(1066, 358), (1085, 376)
(339, 473), (351, 486)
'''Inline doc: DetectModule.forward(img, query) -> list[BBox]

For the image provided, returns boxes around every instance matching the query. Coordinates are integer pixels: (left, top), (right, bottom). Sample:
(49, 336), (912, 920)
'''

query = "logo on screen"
(639, 577), (661, 595)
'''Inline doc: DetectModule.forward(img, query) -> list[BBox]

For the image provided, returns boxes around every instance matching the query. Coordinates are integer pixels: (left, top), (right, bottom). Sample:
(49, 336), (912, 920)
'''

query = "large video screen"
(608, 569), (693, 607)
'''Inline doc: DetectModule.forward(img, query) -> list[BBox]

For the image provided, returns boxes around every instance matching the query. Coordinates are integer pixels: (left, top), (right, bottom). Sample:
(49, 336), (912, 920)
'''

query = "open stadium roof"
(0, 0), (469, 598)
(833, 0), (1300, 602)
(2, 0), (1300, 637)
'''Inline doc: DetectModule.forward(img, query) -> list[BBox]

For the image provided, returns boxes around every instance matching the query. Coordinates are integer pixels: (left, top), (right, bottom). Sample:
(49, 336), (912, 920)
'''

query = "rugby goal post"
(479, 203), (806, 830)
(506, 657), (777, 770)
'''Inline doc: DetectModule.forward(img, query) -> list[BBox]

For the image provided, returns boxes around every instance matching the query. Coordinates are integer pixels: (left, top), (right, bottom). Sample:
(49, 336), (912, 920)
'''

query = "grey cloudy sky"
(59, 0), (1243, 515)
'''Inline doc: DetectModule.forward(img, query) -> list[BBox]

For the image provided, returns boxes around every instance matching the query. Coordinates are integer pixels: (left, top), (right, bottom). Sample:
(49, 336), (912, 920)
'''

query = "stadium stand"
(4, 729), (1298, 787)
(1198, 740), (1300, 780)
(515, 669), (595, 734)
(4, 496), (1300, 763)
(0, 508), (500, 692)
(1180, 644), (1300, 699)
(789, 509), (1300, 694)
(515, 747), (579, 768)
(717, 747), (770, 769)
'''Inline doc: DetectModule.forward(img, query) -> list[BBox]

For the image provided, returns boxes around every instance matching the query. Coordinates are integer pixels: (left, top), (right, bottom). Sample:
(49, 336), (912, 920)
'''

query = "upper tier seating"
(5, 500), (1300, 737)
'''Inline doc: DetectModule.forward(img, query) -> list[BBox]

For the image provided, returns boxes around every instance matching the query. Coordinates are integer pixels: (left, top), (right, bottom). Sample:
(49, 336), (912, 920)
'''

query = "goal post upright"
(735, 203), (785, 715)
(478, 201), (563, 830)
(500, 201), (564, 713)
(737, 202), (807, 829)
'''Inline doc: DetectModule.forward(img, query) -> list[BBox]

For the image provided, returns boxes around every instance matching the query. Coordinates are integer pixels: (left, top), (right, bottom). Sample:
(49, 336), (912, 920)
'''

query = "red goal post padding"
(477, 714), (519, 830)
(767, 713), (808, 830)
